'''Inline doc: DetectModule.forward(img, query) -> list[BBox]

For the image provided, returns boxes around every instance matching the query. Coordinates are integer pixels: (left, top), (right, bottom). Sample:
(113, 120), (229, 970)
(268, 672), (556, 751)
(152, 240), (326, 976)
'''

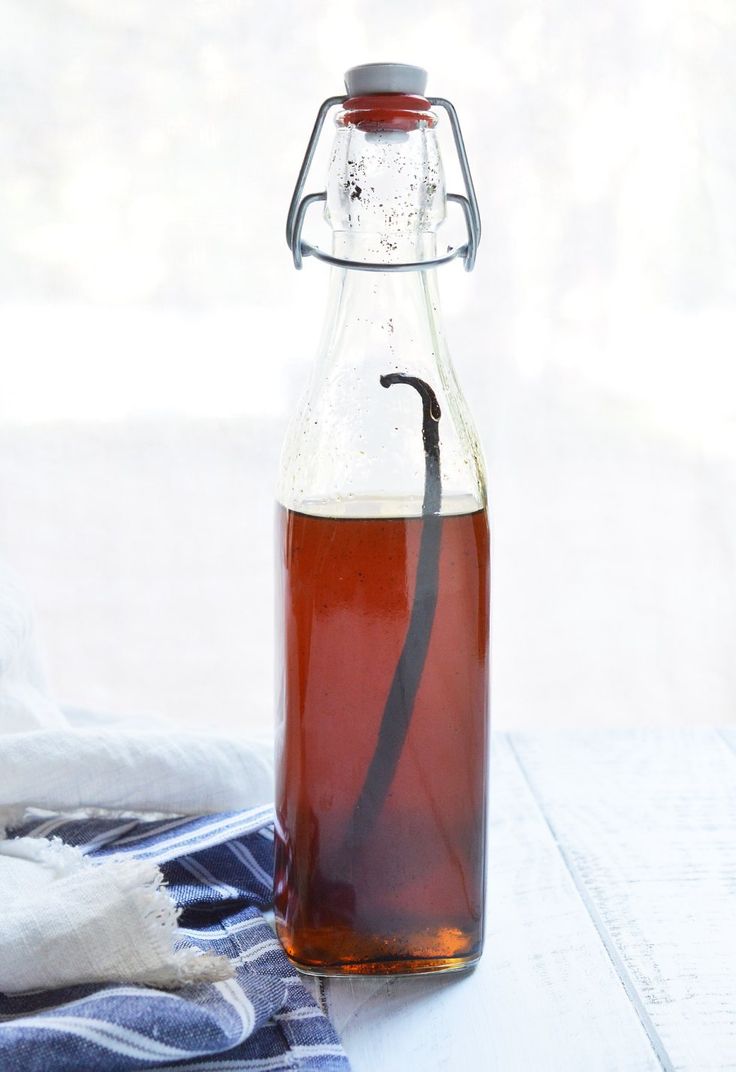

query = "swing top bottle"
(274, 63), (490, 976)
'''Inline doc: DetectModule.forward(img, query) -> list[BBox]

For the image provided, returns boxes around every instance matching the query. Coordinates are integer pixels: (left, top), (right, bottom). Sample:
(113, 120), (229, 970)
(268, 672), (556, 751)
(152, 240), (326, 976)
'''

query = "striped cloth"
(0, 808), (350, 1072)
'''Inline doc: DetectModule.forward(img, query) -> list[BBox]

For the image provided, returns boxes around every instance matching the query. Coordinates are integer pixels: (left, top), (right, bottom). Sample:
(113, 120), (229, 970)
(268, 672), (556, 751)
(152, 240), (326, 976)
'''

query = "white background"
(1, 0), (734, 732)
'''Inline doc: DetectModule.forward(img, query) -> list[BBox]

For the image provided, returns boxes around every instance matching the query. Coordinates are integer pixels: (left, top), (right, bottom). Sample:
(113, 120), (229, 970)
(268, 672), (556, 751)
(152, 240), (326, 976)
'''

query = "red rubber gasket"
(338, 93), (437, 132)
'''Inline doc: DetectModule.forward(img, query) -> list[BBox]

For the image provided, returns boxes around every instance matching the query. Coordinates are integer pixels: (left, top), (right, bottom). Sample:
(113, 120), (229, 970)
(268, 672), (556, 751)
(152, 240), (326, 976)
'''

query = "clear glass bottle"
(274, 64), (490, 976)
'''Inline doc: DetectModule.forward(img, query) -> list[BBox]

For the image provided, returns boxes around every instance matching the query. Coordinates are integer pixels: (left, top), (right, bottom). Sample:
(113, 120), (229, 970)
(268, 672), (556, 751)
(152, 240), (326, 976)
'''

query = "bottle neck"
(318, 235), (446, 379)
(331, 231), (438, 266)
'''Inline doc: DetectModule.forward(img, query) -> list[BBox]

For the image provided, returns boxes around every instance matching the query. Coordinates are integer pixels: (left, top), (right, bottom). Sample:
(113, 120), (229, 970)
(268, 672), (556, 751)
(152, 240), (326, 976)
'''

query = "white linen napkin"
(0, 727), (274, 820)
(0, 559), (275, 993)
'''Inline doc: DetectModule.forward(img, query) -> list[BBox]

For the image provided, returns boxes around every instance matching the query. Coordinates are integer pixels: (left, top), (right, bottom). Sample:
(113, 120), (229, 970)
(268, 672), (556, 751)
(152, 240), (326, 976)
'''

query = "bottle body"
(275, 502), (489, 974)
(274, 91), (490, 974)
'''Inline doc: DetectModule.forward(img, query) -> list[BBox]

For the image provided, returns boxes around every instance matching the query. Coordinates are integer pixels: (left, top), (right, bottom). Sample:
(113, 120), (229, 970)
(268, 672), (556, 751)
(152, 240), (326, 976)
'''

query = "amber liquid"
(274, 505), (490, 975)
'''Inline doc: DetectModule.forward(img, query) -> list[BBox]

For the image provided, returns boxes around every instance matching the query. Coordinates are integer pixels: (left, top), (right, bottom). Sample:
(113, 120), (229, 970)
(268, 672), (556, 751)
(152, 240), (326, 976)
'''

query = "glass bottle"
(274, 63), (490, 976)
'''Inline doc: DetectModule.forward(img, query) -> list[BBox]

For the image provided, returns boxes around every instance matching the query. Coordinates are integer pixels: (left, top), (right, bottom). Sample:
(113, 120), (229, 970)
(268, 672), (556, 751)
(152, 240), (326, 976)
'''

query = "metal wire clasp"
(285, 95), (481, 273)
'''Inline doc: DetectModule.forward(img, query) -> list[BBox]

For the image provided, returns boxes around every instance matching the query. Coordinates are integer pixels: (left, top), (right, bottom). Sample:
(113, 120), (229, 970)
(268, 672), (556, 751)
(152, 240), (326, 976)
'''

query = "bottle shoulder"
(276, 355), (487, 517)
(277, 264), (486, 516)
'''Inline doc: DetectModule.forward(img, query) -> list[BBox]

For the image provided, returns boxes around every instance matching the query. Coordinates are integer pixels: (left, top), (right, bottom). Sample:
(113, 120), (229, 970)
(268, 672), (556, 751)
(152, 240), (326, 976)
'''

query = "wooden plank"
(512, 730), (736, 1072)
(323, 734), (661, 1072)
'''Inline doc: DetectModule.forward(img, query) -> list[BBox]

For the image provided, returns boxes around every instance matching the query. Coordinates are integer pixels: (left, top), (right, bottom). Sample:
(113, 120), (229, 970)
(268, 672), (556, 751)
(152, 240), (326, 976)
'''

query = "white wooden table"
(301, 731), (736, 1071)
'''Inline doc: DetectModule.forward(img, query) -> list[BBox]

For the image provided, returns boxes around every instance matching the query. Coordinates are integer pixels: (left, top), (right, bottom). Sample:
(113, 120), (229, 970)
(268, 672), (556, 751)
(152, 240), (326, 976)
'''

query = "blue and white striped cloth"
(0, 807), (350, 1072)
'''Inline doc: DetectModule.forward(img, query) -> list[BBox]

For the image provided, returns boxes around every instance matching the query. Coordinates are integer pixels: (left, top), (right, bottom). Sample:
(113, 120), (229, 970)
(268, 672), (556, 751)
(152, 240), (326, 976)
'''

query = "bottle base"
(285, 951), (481, 978)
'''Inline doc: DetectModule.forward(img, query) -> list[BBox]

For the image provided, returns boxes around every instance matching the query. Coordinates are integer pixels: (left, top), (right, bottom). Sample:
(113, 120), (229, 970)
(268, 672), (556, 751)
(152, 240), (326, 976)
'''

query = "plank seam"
(507, 735), (675, 1072)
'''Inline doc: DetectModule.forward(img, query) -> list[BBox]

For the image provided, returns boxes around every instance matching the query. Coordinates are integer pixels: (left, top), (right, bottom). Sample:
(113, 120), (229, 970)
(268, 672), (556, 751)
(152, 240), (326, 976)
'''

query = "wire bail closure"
(285, 95), (481, 273)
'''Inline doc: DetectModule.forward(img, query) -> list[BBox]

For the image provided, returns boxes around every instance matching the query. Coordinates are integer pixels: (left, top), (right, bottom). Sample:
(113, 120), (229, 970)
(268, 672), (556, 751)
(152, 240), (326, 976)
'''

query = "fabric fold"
(0, 837), (234, 994)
